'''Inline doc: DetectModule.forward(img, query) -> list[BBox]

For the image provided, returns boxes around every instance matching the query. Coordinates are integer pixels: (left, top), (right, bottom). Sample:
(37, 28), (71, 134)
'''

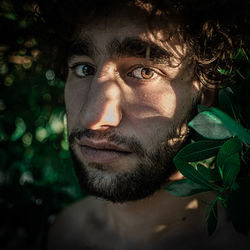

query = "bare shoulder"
(47, 196), (107, 250)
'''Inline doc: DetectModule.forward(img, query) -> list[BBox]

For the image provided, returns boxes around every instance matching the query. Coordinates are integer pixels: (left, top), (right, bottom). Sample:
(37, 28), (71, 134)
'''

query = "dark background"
(0, 1), (83, 249)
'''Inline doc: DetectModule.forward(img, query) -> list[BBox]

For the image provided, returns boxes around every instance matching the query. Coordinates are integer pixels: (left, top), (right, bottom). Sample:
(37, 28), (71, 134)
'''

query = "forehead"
(75, 17), (149, 50)
(70, 17), (187, 62)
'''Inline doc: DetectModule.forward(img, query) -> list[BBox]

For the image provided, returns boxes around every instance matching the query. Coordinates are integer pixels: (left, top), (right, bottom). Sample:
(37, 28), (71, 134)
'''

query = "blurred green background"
(0, 1), (83, 249)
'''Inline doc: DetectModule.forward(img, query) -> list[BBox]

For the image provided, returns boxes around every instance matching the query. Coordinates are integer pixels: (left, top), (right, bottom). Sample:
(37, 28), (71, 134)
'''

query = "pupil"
(142, 68), (153, 78)
(83, 66), (88, 74)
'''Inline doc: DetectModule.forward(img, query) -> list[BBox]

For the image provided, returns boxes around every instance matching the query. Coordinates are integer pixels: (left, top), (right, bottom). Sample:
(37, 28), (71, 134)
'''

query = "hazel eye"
(128, 67), (156, 79)
(70, 64), (96, 78)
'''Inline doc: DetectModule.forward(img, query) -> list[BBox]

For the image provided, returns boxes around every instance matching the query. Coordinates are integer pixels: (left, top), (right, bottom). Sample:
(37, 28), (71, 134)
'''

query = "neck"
(103, 178), (216, 244)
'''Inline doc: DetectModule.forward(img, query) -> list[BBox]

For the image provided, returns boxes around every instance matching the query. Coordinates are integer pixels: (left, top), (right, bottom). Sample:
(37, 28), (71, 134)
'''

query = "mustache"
(68, 128), (145, 157)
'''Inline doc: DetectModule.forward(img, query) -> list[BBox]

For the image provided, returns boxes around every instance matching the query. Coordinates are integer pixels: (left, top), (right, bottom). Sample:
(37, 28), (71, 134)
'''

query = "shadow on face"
(64, 12), (212, 203)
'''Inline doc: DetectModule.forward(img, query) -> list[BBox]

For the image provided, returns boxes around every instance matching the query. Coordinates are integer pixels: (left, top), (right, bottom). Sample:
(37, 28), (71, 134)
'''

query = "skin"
(48, 17), (250, 250)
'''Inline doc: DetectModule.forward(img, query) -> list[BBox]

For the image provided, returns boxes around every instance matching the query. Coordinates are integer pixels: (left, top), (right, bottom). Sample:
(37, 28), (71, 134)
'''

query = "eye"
(70, 63), (96, 78)
(128, 67), (156, 80)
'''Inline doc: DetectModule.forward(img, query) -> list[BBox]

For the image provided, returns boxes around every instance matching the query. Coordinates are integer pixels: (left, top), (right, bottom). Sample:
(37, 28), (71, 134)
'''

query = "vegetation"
(0, 1), (82, 249)
(166, 55), (250, 234)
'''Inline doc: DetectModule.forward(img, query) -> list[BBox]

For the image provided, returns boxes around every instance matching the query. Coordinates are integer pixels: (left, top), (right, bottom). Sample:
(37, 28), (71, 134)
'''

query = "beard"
(68, 98), (199, 203)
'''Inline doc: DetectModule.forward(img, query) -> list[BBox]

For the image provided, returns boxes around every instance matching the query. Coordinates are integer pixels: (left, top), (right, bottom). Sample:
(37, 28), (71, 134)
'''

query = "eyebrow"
(68, 37), (95, 59)
(68, 37), (172, 64)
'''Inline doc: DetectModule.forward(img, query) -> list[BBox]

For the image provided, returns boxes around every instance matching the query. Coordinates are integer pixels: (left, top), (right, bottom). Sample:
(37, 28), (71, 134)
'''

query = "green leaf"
(174, 159), (218, 190)
(217, 68), (230, 75)
(206, 200), (218, 236)
(188, 111), (233, 139)
(218, 87), (238, 120)
(233, 48), (249, 60)
(216, 138), (241, 187)
(174, 140), (224, 162)
(216, 138), (242, 167)
(222, 153), (241, 188)
(216, 138), (242, 170)
(194, 106), (250, 144)
(197, 164), (221, 182)
(165, 179), (211, 197)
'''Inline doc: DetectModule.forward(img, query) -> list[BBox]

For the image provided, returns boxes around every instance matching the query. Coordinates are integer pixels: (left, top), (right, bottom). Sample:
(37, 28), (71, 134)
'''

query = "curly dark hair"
(36, 0), (249, 87)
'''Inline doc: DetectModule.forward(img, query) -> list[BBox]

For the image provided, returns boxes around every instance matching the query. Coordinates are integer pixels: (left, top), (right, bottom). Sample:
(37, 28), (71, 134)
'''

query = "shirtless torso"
(47, 190), (250, 250)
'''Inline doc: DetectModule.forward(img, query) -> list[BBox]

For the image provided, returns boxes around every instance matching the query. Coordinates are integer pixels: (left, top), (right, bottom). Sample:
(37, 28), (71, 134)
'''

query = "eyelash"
(127, 65), (158, 80)
(69, 63), (160, 81)
(70, 63), (96, 78)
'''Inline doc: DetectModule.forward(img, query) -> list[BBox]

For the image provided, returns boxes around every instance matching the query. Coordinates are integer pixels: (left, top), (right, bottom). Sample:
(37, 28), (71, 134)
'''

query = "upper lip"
(75, 138), (131, 153)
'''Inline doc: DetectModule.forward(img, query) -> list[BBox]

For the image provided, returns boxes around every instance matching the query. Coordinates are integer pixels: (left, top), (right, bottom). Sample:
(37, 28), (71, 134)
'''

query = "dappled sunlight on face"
(167, 123), (190, 147)
(90, 102), (122, 130)
(123, 85), (177, 120)
(144, 28), (188, 66)
(65, 16), (202, 202)
(193, 80), (202, 91)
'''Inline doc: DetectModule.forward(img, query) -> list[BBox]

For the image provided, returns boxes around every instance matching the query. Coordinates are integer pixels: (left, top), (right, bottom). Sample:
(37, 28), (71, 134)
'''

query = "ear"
(200, 87), (218, 107)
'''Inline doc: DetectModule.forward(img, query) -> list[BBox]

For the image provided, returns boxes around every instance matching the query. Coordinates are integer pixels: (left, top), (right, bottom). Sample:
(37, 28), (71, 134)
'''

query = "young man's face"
(65, 17), (202, 202)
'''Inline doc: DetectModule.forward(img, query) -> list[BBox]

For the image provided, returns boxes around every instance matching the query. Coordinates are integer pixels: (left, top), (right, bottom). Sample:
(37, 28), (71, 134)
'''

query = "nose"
(80, 69), (122, 131)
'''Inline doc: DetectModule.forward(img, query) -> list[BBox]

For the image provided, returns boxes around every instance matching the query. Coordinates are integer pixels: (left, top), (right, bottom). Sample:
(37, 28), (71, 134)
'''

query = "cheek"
(125, 85), (178, 119)
(155, 90), (177, 118)
(123, 82), (198, 147)
(122, 85), (177, 147)
(64, 80), (88, 127)
(173, 81), (200, 115)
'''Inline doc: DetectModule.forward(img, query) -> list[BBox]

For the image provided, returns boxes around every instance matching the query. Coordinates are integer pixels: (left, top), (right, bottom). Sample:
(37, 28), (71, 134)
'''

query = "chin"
(70, 147), (177, 203)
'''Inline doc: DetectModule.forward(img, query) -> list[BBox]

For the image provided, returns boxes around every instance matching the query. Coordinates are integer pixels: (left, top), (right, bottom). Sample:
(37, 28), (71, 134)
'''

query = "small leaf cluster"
(166, 46), (250, 235)
(166, 99), (250, 235)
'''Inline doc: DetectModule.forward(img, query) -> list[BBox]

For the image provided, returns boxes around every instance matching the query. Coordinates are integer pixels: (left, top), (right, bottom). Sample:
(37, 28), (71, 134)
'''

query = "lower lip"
(80, 145), (131, 163)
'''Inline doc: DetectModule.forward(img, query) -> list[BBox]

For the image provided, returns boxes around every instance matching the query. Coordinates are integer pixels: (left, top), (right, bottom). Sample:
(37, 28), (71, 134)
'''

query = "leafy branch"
(165, 87), (250, 235)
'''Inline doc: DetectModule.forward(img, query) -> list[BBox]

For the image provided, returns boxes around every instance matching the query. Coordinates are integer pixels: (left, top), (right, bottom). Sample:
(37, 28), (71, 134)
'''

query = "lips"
(75, 138), (131, 163)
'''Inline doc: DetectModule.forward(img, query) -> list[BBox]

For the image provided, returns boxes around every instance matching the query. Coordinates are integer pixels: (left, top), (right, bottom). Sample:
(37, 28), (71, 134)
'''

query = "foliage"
(166, 68), (250, 235)
(0, 1), (83, 249)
